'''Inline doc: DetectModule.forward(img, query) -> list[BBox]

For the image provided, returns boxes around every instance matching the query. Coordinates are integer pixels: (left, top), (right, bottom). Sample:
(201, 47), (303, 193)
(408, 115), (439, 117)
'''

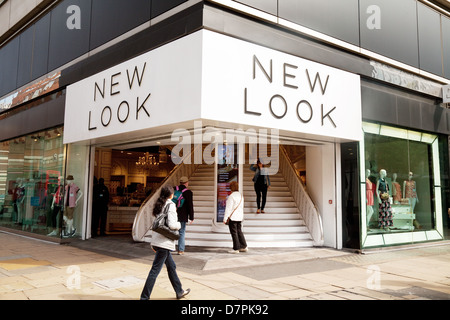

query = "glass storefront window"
(64, 144), (89, 239)
(361, 122), (444, 248)
(0, 127), (67, 239)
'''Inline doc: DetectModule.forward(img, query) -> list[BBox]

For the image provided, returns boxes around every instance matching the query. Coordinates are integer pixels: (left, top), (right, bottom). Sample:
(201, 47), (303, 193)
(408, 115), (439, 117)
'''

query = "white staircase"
(185, 164), (314, 248)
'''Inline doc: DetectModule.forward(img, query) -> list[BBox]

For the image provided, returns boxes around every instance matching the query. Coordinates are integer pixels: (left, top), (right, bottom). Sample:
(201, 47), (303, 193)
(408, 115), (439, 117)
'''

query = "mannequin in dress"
(63, 175), (83, 237)
(391, 173), (402, 204)
(403, 172), (421, 229)
(376, 169), (393, 230)
(403, 172), (418, 212)
(365, 169), (374, 228)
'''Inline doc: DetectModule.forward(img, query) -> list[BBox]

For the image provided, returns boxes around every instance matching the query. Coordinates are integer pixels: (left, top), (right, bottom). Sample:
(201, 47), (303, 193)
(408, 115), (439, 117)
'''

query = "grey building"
(0, 0), (449, 250)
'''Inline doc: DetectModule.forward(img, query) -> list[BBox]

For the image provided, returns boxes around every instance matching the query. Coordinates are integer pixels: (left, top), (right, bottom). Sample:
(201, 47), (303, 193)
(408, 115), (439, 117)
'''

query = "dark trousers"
(50, 205), (61, 228)
(92, 205), (107, 236)
(254, 183), (268, 210)
(228, 220), (247, 251)
(140, 247), (183, 300)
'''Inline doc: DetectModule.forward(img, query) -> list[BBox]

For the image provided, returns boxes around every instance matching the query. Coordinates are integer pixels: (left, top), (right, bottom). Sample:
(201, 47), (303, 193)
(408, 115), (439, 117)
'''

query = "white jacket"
(151, 200), (181, 251)
(223, 191), (244, 223)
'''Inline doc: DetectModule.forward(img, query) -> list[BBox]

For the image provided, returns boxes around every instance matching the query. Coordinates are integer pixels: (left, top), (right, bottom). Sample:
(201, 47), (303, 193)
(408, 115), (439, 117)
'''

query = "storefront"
(1, 1), (448, 250)
(63, 29), (362, 248)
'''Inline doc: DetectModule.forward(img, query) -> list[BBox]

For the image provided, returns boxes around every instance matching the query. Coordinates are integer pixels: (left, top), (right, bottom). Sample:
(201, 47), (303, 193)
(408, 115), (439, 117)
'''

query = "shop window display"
(0, 128), (67, 238)
(362, 122), (444, 247)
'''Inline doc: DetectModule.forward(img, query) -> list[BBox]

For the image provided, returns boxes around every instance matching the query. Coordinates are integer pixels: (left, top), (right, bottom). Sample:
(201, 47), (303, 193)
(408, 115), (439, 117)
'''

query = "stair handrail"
(132, 145), (201, 242)
(278, 146), (324, 246)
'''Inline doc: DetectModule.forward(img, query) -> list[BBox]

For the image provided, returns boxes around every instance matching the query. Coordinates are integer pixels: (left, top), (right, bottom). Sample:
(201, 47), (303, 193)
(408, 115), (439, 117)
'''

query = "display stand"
(391, 203), (415, 230)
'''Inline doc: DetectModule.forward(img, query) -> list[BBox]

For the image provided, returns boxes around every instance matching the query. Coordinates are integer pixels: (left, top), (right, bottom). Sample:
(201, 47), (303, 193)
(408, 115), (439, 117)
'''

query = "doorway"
(91, 146), (175, 238)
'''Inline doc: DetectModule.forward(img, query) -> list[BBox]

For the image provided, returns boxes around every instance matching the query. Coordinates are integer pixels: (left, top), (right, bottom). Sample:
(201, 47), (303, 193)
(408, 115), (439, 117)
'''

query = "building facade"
(0, 0), (449, 250)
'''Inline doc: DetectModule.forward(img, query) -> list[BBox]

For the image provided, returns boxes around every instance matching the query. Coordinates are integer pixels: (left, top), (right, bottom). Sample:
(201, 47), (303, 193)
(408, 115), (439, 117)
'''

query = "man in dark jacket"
(176, 176), (194, 255)
(92, 178), (109, 237)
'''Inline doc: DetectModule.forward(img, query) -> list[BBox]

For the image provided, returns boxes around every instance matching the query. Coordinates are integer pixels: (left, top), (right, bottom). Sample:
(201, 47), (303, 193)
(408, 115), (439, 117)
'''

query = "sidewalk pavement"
(0, 231), (449, 301)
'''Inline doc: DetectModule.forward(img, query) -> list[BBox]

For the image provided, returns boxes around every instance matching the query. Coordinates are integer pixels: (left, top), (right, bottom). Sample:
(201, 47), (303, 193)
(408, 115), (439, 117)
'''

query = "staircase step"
(184, 232), (312, 241)
(174, 162), (313, 248)
(193, 212), (302, 220)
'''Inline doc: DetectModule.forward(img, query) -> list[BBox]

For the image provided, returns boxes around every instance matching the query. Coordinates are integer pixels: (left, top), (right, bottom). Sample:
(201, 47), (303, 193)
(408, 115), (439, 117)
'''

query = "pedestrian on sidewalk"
(250, 159), (271, 214)
(140, 186), (190, 300)
(223, 181), (248, 254)
(175, 176), (194, 255)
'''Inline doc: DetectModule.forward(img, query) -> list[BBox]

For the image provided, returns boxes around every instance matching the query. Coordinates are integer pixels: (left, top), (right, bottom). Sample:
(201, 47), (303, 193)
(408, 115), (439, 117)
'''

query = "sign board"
(201, 31), (362, 141)
(64, 30), (362, 144)
(64, 32), (203, 145)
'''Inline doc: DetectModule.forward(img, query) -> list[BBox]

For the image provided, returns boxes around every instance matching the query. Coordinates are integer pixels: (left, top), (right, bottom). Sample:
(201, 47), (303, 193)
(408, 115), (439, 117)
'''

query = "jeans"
(178, 221), (187, 252)
(140, 247), (183, 300)
(228, 220), (247, 251)
(254, 183), (268, 210)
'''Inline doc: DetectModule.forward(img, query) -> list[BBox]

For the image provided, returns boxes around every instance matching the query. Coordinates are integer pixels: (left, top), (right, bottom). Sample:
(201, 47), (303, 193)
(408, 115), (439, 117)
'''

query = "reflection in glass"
(0, 128), (66, 238)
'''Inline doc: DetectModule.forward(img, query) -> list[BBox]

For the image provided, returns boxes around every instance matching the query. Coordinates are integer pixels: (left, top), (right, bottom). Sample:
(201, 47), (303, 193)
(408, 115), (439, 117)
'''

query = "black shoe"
(177, 289), (191, 299)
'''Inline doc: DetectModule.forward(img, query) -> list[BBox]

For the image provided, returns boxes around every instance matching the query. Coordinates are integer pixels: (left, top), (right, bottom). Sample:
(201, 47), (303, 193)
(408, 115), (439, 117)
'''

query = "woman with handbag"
(250, 159), (271, 214)
(223, 181), (248, 254)
(140, 186), (190, 300)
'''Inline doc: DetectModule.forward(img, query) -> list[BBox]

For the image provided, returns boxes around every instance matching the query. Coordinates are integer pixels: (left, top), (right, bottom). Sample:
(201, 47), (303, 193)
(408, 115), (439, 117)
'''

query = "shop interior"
(93, 143), (307, 237)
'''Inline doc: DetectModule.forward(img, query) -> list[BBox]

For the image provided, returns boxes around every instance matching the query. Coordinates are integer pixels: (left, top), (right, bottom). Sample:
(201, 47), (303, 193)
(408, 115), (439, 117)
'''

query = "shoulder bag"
(152, 204), (180, 240)
(225, 194), (242, 225)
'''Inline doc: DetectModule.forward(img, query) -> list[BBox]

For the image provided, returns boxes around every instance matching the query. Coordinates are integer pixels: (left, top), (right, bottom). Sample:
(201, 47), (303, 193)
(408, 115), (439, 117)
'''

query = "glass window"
(359, 0), (419, 68)
(417, 3), (444, 77)
(63, 144), (89, 240)
(443, 16), (450, 79)
(151, 0), (188, 18)
(48, 0), (92, 71)
(279, 0), (360, 46)
(90, 0), (151, 50)
(0, 128), (67, 239)
(361, 122), (444, 248)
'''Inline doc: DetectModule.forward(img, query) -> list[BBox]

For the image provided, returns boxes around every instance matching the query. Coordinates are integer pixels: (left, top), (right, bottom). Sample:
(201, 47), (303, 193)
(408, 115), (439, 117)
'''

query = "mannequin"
(48, 180), (64, 237)
(403, 172), (419, 212)
(376, 169), (393, 230)
(391, 173), (402, 204)
(15, 178), (25, 224)
(365, 169), (374, 228)
(403, 172), (421, 229)
(63, 175), (83, 237)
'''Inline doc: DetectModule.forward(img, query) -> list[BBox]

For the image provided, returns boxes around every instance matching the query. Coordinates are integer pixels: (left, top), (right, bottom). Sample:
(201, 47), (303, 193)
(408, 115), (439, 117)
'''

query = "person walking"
(140, 186), (190, 300)
(175, 176), (194, 255)
(250, 159), (271, 214)
(223, 181), (248, 254)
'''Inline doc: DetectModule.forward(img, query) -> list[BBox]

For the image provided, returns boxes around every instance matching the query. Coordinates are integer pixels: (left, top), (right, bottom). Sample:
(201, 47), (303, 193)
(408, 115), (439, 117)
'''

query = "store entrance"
(90, 142), (309, 239)
(89, 136), (335, 248)
(91, 146), (175, 237)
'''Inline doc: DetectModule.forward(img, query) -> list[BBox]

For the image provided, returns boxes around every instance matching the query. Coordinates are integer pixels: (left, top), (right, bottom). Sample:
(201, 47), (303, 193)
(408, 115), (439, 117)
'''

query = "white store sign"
(64, 30), (362, 144)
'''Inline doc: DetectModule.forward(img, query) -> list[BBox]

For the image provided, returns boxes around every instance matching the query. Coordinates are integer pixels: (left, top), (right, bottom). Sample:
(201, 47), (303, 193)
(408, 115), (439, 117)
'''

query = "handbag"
(225, 195), (242, 225)
(380, 192), (390, 200)
(152, 204), (180, 240)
